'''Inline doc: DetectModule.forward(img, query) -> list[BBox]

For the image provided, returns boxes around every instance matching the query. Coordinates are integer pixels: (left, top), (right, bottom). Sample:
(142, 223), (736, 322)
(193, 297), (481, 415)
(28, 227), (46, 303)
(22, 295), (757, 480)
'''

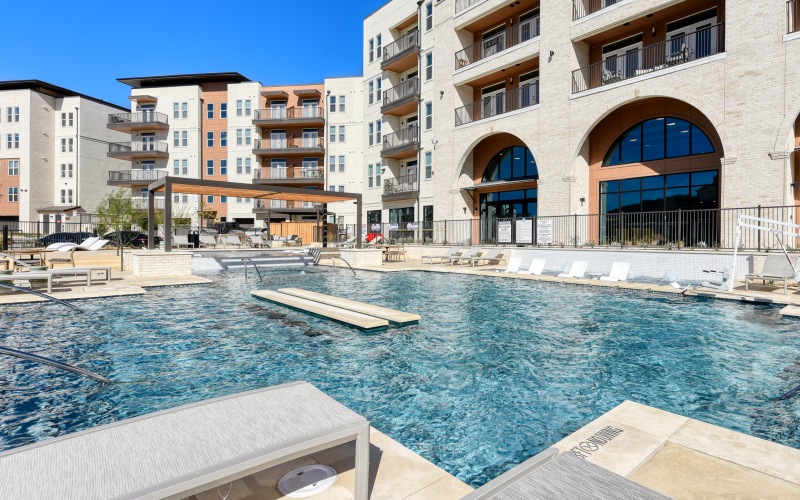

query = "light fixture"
(463, 207), (468, 214)
(440, 90), (444, 98)
(549, 50), (555, 57)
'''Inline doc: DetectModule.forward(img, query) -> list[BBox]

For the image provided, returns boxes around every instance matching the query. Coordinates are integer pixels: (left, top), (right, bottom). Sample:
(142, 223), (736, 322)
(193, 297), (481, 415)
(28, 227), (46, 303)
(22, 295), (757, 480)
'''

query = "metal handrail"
(328, 256), (357, 276)
(454, 17), (540, 69)
(383, 172), (419, 195)
(383, 77), (420, 107)
(108, 170), (168, 182)
(108, 111), (169, 126)
(254, 107), (324, 120)
(382, 125), (419, 150)
(254, 137), (325, 150)
(572, 23), (725, 93)
(573, 0), (620, 21)
(383, 30), (419, 62)
(455, 83), (539, 126)
(108, 141), (169, 154)
(0, 346), (111, 383)
(254, 166), (325, 180)
(455, 0), (484, 13)
(241, 258), (264, 282)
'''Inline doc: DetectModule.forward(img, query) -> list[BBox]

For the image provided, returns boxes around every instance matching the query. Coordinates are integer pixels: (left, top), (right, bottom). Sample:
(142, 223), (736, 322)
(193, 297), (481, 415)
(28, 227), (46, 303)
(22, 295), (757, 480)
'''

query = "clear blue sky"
(3, 0), (388, 107)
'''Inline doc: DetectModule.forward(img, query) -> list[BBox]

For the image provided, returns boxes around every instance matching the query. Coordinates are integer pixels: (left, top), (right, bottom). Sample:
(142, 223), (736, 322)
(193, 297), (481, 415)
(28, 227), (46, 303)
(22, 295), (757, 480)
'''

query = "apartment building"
(361, 0), (800, 244)
(325, 77), (365, 226)
(0, 80), (129, 223)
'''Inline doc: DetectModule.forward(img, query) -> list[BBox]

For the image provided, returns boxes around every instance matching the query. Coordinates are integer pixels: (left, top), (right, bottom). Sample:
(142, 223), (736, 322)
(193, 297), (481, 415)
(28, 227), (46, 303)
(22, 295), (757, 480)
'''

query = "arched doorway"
(586, 98), (724, 246)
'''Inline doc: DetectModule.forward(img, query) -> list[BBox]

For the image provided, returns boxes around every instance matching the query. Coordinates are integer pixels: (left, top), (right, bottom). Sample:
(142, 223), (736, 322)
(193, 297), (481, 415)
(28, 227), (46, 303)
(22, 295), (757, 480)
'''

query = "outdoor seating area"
(745, 254), (800, 295)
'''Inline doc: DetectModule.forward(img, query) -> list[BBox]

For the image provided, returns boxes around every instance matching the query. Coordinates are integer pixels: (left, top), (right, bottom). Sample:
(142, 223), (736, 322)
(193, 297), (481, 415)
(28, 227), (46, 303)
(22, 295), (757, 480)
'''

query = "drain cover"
(277, 464), (338, 498)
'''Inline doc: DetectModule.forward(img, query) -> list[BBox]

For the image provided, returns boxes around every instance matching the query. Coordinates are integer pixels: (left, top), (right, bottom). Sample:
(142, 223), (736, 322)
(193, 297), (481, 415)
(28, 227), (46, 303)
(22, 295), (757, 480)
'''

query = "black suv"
(213, 222), (241, 234)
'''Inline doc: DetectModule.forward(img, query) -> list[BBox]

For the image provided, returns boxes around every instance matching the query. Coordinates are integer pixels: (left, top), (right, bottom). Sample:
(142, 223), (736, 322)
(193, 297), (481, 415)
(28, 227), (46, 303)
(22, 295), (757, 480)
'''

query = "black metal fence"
(454, 17), (540, 69)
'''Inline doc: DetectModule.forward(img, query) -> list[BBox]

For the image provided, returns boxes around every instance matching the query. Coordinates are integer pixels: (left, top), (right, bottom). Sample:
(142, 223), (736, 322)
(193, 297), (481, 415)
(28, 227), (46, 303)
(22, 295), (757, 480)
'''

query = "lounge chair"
(50, 237), (109, 252)
(519, 258), (546, 276)
(172, 235), (194, 249)
(470, 248), (507, 267)
(600, 261), (631, 282)
(0, 381), (371, 500)
(224, 234), (243, 248)
(463, 447), (667, 500)
(557, 260), (589, 278)
(0, 272), (53, 293)
(47, 266), (111, 286)
(46, 248), (76, 268)
(745, 254), (799, 295)
(199, 234), (218, 248)
(337, 236), (357, 248)
(421, 246), (463, 264)
(0, 253), (34, 272)
(248, 235), (270, 248)
(502, 257), (523, 273)
(451, 247), (481, 265)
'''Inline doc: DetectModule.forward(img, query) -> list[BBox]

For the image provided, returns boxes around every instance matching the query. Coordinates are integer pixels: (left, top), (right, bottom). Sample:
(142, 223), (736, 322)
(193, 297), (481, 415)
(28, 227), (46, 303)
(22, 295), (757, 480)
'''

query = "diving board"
(252, 290), (389, 331)
(278, 288), (420, 325)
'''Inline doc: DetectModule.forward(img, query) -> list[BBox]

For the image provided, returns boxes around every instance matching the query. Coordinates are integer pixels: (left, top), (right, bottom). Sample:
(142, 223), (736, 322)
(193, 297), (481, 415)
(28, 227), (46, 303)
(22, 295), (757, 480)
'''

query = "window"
(603, 117), (715, 166)
(368, 164), (374, 188)
(174, 194), (180, 202)
(61, 138), (66, 152)
(221, 196), (227, 203)
(329, 184), (335, 191)
(173, 131), (179, 147)
(14, 134), (19, 149)
(375, 78), (382, 104)
(245, 129), (251, 145)
(207, 103), (214, 119)
(600, 170), (719, 216)
(220, 131), (228, 147)
(245, 99), (252, 116)
(339, 185), (345, 192)
(8, 107), (19, 122)
(236, 129), (243, 145)
(339, 95), (346, 112)
(61, 112), (74, 127)
(602, 34), (643, 81)
(8, 160), (19, 176)
(182, 195), (188, 203)
(425, 151), (432, 179)
(236, 158), (243, 174)
(206, 195), (214, 203)
(236, 100), (243, 116)
(376, 164), (381, 187)
(368, 38), (374, 63)
(329, 125), (336, 143)
(338, 155), (345, 172)
(375, 120), (381, 143)
(60, 163), (73, 178)
(220, 159), (227, 175)
(173, 102), (179, 119)
(425, 52), (433, 80)
(182, 159), (188, 175)
(207, 131), (214, 147)
(368, 81), (374, 105)
(181, 131), (188, 147)
(9, 134), (20, 149)
(376, 34), (382, 60)
(329, 155), (336, 172)
(173, 159), (180, 175)
(245, 157), (251, 174)
(425, 102), (433, 130)
(182, 102), (188, 118)
(8, 187), (18, 202)
(329, 95), (336, 112)
(425, 2), (433, 31)
(368, 123), (374, 146)
(207, 159), (214, 176)
(482, 146), (539, 182)
(339, 125), (346, 143)
(220, 103), (228, 118)
(60, 189), (73, 204)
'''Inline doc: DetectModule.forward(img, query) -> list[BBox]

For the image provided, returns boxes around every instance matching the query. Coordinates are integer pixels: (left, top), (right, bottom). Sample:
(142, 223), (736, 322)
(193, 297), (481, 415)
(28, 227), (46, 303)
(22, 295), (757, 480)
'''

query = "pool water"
(1, 269), (799, 486)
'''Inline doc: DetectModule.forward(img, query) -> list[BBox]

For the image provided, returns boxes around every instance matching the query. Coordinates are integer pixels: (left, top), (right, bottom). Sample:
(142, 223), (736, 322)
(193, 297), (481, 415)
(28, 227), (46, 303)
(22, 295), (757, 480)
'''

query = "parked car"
(38, 232), (94, 246)
(213, 221), (241, 234)
(103, 231), (161, 248)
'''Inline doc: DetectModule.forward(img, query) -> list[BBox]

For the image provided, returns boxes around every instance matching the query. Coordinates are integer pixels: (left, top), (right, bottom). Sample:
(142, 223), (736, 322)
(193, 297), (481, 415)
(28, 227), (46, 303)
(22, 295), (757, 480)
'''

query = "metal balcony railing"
(571, 23), (725, 93)
(383, 77), (420, 107)
(573, 0), (622, 21)
(455, 17), (540, 69)
(455, 83), (539, 126)
(254, 200), (324, 210)
(131, 197), (166, 210)
(383, 172), (419, 196)
(253, 107), (324, 120)
(383, 30), (419, 63)
(254, 137), (325, 150)
(789, 0), (800, 33)
(108, 170), (168, 183)
(253, 166), (325, 180)
(108, 141), (169, 154)
(108, 111), (169, 127)
(382, 126), (419, 151)
(455, 0), (484, 14)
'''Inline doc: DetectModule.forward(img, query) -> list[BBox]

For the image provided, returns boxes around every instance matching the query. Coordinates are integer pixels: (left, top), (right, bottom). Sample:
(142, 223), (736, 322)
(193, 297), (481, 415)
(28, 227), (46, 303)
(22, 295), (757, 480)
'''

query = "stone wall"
(339, 249), (384, 267)
(129, 251), (193, 278)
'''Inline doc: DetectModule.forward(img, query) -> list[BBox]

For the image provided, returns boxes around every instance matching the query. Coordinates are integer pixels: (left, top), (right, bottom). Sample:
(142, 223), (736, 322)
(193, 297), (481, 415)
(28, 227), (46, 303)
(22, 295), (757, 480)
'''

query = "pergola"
(146, 177), (362, 250)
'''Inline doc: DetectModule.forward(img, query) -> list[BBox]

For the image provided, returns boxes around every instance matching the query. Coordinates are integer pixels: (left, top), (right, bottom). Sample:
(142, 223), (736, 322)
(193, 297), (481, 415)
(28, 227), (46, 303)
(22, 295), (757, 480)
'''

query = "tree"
(96, 189), (146, 269)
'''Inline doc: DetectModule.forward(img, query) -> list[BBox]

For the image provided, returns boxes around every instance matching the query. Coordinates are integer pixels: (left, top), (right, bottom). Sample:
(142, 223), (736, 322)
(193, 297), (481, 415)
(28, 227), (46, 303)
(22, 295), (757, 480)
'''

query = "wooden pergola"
(146, 177), (362, 250)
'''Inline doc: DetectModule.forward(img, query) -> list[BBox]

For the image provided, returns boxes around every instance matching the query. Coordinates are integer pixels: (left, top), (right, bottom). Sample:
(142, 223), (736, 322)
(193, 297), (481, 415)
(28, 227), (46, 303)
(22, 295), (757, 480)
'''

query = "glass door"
(519, 9), (539, 43)
(301, 99), (318, 118)
(482, 25), (506, 58)
(139, 104), (155, 122)
(270, 100), (287, 120)
(519, 71), (539, 108)
(141, 133), (155, 151)
(302, 129), (318, 148)
(271, 130), (286, 149)
(481, 83), (505, 118)
(271, 158), (287, 179)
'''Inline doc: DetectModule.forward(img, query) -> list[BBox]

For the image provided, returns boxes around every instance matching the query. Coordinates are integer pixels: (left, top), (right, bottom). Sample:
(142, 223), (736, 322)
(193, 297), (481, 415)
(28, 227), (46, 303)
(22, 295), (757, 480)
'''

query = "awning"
(460, 178), (538, 192)
(149, 177), (358, 204)
(37, 205), (84, 214)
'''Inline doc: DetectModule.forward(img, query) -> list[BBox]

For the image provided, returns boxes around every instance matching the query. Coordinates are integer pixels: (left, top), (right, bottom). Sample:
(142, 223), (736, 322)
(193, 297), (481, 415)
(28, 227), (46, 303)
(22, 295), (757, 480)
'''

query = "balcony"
(253, 166), (325, 186)
(252, 137), (325, 156)
(107, 169), (168, 187)
(107, 141), (169, 160)
(382, 30), (420, 73)
(107, 111), (169, 132)
(381, 126), (419, 160)
(455, 84), (539, 126)
(573, 0), (622, 21)
(382, 78), (420, 116)
(131, 197), (166, 210)
(455, 0), (484, 14)
(571, 23), (724, 94)
(253, 199), (324, 213)
(382, 172), (419, 202)
(252, 107), (324, 127)
(455, 16), (540, 70)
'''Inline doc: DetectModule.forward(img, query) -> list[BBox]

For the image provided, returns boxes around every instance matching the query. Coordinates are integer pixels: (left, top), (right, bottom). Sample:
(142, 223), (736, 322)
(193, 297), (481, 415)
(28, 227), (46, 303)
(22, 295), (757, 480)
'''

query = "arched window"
(603, 117), (715, 167)
(482, 146), (538, 182)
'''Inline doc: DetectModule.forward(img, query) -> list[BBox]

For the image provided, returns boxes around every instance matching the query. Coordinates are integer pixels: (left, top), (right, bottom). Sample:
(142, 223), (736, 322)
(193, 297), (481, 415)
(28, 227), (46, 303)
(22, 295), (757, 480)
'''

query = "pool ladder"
(241, 258), (264, 282)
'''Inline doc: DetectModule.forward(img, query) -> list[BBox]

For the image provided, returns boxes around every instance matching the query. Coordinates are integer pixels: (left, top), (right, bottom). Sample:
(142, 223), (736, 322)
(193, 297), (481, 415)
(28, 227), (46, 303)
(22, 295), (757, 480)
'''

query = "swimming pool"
(1, 269), (799, 486)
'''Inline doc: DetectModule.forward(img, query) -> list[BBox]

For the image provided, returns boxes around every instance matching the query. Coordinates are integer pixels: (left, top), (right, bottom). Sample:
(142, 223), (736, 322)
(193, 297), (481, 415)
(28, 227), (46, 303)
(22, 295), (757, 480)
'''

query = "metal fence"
(1, 221), (103, 249)
(333, 205), (800, 251)
(454, 16), (540, 70)
(455, 84), (539, 126)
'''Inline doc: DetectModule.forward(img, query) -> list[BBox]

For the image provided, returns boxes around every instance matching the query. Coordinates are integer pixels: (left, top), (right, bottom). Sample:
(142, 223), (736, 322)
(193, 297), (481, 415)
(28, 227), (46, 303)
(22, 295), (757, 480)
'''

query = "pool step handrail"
(778, 382), (800, 400)
(329, 256), (357, 276)
(0, 283), (81, 311)
(0, 346), (111, 383)
(241, 258), (264, 282)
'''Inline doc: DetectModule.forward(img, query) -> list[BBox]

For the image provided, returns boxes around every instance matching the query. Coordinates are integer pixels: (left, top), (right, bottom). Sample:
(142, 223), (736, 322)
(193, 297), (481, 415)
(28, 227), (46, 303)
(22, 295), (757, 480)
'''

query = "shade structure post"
(148, 189), (155, 250)
(164, 180), (172, 253)
(356, 197), (362, 249)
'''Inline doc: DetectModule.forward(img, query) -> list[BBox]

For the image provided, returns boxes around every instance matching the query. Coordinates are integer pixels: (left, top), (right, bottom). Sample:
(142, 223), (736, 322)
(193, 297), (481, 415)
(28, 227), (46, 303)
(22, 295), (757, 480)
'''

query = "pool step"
(216, 255), (313, 270)
(278, 288), (420, 326)
(251, 290), (389, 331)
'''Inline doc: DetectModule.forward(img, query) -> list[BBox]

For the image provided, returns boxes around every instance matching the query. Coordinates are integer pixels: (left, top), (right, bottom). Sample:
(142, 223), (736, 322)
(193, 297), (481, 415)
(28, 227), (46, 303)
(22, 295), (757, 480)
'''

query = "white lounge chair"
(199, 234), (218, 248)
(600, 261), (631, 282)
(248, 235), (270, 248)
(745, 254), (799, 295)
(557, 260), (588, 278)
(48, 237), (106, 252)
(502, 257), (523, 273)
(224, 234), (243, 248)
(451, 247), (481, 265)
(172, 235), (194, 249)
(470, 248), (508, 267)
(421, 246), (463, 264)
(519, 258), (546, 276)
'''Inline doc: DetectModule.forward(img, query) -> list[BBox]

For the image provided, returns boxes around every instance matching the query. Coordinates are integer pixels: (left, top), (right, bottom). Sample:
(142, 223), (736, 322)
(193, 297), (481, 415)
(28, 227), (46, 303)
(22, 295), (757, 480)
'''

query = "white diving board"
(278, 288), (421, 325)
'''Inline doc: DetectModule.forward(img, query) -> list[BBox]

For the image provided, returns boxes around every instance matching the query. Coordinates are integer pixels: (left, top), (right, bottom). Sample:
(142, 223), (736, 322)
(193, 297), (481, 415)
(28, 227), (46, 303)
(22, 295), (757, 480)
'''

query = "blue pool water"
(1, 269), (799, 486)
